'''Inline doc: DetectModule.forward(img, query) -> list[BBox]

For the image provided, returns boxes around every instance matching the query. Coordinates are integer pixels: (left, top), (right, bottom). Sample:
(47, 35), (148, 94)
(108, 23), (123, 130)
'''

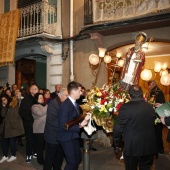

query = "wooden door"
(15, 58), (36, 90)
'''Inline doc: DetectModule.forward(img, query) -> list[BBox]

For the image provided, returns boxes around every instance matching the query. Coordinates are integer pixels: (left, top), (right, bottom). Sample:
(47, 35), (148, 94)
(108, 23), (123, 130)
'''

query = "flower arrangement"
(82, 82), (130, 133)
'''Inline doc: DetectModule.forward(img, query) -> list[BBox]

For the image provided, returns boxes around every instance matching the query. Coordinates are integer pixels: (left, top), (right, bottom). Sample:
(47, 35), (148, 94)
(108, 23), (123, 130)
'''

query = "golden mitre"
(135, 32), (147, 44)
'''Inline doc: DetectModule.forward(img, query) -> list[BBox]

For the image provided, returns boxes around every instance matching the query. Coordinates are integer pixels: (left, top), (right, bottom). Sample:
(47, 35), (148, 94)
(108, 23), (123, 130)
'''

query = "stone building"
(0, 0), (170, 149)
(0, 0), (169, 99)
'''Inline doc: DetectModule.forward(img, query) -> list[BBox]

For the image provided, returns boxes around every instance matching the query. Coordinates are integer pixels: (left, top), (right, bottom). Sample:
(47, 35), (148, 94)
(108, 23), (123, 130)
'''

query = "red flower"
(101, 99), (107, 105)
(116, 103), (123, 111)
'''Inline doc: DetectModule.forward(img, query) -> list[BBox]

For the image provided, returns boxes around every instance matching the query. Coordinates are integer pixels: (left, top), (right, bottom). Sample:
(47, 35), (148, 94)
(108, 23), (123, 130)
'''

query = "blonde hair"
(9, 96), (19, 108)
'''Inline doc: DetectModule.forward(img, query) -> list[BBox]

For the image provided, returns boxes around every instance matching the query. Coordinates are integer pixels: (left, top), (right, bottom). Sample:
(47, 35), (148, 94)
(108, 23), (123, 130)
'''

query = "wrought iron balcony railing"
(18, 1), (57, 38)
(84, 0), (170, 26)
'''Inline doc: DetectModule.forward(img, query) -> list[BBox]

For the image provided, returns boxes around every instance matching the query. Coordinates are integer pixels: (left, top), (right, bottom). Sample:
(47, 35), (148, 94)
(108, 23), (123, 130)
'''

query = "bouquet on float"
(81, 82), (130, 133)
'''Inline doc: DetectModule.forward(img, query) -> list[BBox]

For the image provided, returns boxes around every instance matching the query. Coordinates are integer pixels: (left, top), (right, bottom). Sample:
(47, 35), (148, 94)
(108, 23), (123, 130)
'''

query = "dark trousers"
(44, 143), (64, 170)
(17, 135), (24, 144)
(60, 139), (82, 170)
(155, 123), (164, 153)
(23, 123), (36, 156)
(124, 154), (154, 170)
(35, 133), (45, 164)
(1, 131), (17, 157)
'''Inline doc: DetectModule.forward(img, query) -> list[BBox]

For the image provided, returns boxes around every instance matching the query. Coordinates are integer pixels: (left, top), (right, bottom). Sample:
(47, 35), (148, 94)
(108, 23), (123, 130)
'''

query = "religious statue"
(120, 32), (147, 91)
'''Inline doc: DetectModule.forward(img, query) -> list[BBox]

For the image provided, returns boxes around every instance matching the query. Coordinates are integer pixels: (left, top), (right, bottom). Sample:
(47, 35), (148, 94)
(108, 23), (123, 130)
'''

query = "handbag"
(83, 113), (96, 135)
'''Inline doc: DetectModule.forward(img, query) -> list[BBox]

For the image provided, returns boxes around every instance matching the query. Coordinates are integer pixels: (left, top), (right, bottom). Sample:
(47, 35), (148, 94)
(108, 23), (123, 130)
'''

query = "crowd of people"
(0, 82), (93, 170)
(0, 80), (168, 170)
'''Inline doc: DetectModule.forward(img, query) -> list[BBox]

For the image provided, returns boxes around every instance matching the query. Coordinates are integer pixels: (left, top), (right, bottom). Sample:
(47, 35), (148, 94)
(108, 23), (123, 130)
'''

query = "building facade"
(0, 0), (169, 99)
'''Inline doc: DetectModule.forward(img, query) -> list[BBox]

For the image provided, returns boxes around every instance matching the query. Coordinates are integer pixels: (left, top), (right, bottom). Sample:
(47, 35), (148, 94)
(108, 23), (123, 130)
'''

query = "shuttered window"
(4, 0), (10, 12)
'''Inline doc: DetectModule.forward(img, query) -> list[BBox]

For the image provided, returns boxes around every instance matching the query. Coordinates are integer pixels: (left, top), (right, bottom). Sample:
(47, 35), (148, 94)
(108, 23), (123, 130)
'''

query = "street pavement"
(0, 140), (170, 170)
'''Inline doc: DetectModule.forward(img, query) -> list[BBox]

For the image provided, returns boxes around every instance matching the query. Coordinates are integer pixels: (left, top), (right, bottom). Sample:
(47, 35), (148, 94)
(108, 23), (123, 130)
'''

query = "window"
(4, 0), (10, 13)
(48, 0), (57, 7)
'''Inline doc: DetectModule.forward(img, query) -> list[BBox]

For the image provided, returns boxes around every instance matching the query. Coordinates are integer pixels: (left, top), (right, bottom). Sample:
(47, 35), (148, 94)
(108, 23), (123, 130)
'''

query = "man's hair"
(59, 88), (67, 95)
(44, 89), (50, 94)
(30, 84), (39, 90)
(129, 85), (143, 99)
(11, 84), (17, 87)
(148, 80), (157, 86)
(67, 81), (82, 94)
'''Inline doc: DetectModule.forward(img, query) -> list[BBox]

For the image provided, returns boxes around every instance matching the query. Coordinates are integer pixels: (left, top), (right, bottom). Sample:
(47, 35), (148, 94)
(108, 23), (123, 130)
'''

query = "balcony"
(83, 0), (170, 35)
(18, 1), (57, 38)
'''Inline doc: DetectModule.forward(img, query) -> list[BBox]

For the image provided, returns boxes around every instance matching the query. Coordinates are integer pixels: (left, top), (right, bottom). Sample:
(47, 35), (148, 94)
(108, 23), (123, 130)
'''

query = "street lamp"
(140, 61), (170, 86)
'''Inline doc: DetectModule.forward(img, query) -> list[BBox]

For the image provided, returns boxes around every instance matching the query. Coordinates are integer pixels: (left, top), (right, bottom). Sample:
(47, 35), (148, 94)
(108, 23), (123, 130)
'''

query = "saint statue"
(120, 32), (147, 91)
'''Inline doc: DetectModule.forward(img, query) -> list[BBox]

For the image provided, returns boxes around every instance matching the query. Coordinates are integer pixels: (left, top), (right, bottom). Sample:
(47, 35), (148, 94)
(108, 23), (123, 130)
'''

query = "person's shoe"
(32, 153), (37, 158)
(26, 156), (32, 163)
(7, 156), (16, 162)
(120, 154), (124, 160)
(0, 156), (8, 163)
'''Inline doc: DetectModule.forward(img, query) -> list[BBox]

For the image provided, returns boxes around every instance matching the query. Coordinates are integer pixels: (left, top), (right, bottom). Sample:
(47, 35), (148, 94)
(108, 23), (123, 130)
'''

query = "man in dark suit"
(44, 88), (68, 170)
(148, 80), (165, 154)
(113, 85), (157, 170)
(57, 81), (90, 170)
(51, 84), (61, 99)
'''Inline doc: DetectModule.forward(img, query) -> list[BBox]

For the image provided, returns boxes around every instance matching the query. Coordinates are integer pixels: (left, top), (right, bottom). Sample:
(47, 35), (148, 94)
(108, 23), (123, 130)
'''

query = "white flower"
(114, 107), (117, 112)
(91, 106), (95, 109)
(109, 101), (112, 104)
(96, 103), (102, 108)
(97, 98), (101, 103)
(104, 101), (108, 105)
(119, 99), (124, 103)
(82, 99), (87, 102)
(109, 108), (113, 112)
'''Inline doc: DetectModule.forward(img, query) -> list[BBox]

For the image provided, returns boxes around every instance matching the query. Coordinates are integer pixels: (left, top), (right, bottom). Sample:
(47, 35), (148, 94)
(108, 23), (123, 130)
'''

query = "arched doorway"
(107, 41), (170, 100)
(15, 54), (47, 91)
(107, 41), (170, 153)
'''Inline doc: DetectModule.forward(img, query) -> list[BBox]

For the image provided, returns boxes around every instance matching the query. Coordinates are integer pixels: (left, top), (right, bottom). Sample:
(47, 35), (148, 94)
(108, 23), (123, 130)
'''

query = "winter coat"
(4, 105), (24, 138)
(32, 104), (47, 133)
(0, 106), (8, 134)
(19, 94), (35, 125)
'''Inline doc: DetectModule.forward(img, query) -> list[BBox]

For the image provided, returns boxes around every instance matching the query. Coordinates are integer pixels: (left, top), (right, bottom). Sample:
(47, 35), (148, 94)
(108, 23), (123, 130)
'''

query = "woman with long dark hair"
(32, 93), (47, 165)
(0, 96), (24, 163)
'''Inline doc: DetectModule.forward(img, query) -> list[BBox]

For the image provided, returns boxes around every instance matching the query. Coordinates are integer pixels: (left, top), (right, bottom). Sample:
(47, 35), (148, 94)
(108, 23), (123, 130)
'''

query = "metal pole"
(83, 139), (90, 170)
(70, 0), (74, 81)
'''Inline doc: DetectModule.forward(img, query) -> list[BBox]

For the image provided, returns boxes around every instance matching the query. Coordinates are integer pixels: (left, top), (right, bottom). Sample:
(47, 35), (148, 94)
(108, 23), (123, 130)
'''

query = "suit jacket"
(50, 91), (58, 99)
(165, 117), (170, 142)
(57, 98), (80, 141)
(113, 98), (157, 156)
(44, 97), (61, 144)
